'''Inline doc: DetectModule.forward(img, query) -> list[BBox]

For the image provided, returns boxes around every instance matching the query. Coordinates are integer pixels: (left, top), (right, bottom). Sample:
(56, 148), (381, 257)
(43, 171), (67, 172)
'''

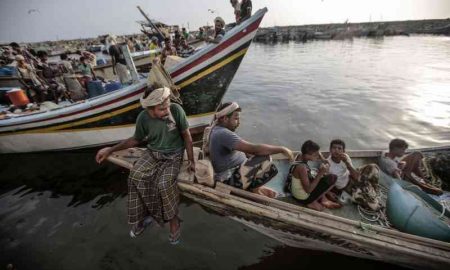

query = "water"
(228, 35), (450, 150)
(1, 35), (450, 269)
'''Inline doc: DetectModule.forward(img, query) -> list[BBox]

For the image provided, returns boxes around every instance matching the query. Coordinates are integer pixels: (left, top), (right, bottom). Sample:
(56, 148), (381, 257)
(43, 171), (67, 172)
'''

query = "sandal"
(129, 216), (154, 238)
(168, 218), (182, 245)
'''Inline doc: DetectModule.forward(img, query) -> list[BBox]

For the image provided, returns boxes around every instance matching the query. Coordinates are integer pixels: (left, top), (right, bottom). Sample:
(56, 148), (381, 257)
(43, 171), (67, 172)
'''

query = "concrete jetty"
(255, 18), (450, 42)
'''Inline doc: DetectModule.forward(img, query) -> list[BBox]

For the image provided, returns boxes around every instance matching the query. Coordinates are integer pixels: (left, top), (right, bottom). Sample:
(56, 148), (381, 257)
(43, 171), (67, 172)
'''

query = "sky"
(0, 0), (449, 43)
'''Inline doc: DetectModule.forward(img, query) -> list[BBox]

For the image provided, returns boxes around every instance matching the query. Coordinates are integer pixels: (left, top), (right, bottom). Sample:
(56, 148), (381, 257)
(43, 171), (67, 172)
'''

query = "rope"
(439, 200), (450, 219)
(357, 205), (380, 222)
(357, 183), (392, 228)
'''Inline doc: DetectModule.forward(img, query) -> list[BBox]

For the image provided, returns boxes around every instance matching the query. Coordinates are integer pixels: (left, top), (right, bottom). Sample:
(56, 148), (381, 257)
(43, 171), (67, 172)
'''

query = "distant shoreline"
(2, 18), (449, 45)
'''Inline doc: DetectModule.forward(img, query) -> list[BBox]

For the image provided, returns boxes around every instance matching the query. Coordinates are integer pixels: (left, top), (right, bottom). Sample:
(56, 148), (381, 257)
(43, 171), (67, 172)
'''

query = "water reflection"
(228, 35), (450, 150)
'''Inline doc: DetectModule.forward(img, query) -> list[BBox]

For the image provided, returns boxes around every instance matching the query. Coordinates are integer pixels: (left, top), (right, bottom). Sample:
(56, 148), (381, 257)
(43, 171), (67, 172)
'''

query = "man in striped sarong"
(96, 86), (194, 244)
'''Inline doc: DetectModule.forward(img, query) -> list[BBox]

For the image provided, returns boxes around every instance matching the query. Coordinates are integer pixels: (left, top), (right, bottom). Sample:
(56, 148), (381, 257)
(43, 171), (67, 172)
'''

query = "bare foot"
(326, 192), (339, 203)
(307, 201), (324, 211)
(321, 200), (342, 209)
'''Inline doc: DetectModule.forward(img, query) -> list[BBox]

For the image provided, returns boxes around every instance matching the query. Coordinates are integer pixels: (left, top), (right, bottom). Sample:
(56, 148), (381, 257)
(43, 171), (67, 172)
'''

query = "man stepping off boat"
(379, 138), (443, 195)
(95, 86), (195, 243)
(206, 102), (294, 194)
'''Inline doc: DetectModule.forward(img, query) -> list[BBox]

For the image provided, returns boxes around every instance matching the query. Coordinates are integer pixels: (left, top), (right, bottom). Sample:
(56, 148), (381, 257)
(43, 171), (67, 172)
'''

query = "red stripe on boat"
(171, 17), (263, 79)
(3, 87), (146, 128)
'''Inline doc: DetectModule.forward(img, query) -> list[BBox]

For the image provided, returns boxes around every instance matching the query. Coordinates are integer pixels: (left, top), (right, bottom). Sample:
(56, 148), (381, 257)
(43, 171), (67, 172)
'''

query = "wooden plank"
(179, 182), (450, 266)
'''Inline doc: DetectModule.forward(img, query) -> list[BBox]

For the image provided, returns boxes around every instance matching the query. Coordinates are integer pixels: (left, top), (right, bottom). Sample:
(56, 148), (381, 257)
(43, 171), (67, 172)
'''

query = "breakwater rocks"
(255, 18), (450, 42)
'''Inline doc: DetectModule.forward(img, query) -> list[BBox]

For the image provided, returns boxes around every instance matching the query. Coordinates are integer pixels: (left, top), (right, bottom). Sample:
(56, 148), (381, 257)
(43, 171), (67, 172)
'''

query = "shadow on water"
(0, 151), (409, 270)
(0, 150), (128, 208)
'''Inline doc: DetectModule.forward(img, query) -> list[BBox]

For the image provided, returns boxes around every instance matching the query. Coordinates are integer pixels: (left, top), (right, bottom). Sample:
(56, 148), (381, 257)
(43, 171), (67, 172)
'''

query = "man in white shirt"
(327, 139), (359, 192)
(326, 139), (383, 210)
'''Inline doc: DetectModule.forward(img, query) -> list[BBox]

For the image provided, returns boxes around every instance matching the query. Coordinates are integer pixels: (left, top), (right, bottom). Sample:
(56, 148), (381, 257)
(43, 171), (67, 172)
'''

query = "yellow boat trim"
(3, 103), (141, 135)
(2, 110), (214, 135)
(177, 48), (248, 89)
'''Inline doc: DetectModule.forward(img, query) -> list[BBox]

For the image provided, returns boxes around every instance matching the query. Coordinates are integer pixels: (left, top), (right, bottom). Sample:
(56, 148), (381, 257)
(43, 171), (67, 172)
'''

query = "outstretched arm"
(95, 137), (141, 163)
(234, 140), (294, 161)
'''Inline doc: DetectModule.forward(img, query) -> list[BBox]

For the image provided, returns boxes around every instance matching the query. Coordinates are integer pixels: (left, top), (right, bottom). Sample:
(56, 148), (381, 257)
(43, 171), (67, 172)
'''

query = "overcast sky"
(1, 0), (449, 43)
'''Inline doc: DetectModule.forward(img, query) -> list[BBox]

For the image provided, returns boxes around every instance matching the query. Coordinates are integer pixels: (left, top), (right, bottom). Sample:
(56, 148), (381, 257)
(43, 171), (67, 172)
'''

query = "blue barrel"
(104, 81), (122, 92)
(87, 80), (105, 98)
(0, 66), (18, 76)
(96, 58), (107, 66)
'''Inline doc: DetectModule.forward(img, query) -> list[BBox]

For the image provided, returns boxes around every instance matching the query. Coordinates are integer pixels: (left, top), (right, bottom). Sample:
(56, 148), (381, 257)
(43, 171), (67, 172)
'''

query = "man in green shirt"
(96, 86), (194, 244)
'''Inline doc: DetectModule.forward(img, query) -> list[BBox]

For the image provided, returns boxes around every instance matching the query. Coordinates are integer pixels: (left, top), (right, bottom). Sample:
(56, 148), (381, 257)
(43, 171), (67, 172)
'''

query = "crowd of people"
(0, 42), (103, 105)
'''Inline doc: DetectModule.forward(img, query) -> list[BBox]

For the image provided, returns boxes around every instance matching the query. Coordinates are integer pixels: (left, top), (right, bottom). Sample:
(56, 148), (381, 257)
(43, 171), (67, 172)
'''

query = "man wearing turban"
(96, 86), (194, 244)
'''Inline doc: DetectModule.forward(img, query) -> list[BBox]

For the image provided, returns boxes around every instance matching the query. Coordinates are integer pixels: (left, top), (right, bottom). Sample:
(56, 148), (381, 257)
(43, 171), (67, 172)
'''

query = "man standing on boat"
(108, 35), (132, 84)
(207, 102), (294, 184)
(95, 86), (195, 244)
(239, 0), (252, 23)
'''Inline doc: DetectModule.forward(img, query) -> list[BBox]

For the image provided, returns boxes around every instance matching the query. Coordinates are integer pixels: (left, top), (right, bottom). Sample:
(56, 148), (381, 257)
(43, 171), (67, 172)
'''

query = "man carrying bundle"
(96, 86), (194, 244)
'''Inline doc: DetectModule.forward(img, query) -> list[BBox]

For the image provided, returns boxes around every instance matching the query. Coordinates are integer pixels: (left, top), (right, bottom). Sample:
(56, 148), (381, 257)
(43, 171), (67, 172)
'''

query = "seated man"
(36, 50), (66, 104)
(207, 17), (226, 44)
(379, 138), (443, 195)
(16, 54), (47, 103)
(177, 38), (194, 58)
(161, 37), (177, 65)
(208, 102), (294, 192)
(326, 139), (381, 211)
(327, 139), (359, 194)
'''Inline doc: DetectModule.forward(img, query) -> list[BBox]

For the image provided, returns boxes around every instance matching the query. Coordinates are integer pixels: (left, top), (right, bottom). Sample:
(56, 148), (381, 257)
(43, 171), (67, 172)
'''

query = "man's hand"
(282, 147), (294, 161)
(319, 163), (330, 175)
(96, 147), (112, 164)
(339, 153), (351, 164)
(398, 161), (407, 170)
(189, 160), (196, 173)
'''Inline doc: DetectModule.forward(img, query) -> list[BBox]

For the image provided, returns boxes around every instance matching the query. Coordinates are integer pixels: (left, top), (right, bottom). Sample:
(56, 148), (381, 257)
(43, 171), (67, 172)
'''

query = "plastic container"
(104, 81), (122, 92)
(87, 80), (105, 98)
(0, 66), (18, 77)
(96, 58), (107, 66)
(7, 88), (30, 106)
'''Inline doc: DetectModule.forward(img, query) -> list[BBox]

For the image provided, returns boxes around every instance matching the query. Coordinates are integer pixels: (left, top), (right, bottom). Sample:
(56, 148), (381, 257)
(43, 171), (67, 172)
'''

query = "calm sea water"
(1, 35), (449, 269)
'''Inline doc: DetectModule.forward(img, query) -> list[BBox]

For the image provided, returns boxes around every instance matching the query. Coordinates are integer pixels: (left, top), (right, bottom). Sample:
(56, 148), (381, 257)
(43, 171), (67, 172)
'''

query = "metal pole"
(137, 5), (165, 38)
(120, 44), (139, 83)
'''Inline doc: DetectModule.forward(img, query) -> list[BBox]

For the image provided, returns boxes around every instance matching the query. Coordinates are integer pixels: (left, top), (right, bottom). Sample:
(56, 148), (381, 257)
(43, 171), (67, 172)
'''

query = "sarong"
(127, 149), (183, 225)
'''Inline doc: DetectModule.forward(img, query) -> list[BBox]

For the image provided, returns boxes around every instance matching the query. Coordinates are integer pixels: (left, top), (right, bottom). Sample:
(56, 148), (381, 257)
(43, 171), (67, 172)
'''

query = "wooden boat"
(106, 146), (450, 270)
(0, 8), (268, 153)
(93, 49), (162, 80)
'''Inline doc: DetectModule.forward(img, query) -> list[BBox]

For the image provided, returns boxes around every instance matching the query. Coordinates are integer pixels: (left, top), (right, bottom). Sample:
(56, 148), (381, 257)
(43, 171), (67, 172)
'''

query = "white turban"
(140, 87), (171, 108)
(214, 17), (225, 26)
(215, 102), (240, 119)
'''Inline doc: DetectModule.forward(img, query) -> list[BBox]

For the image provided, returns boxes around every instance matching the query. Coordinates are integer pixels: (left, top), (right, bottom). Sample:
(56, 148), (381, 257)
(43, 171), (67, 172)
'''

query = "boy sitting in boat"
(379, 138), (443, 195)
(287, 140), (341, 211)
(207, 102), (294, 195)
